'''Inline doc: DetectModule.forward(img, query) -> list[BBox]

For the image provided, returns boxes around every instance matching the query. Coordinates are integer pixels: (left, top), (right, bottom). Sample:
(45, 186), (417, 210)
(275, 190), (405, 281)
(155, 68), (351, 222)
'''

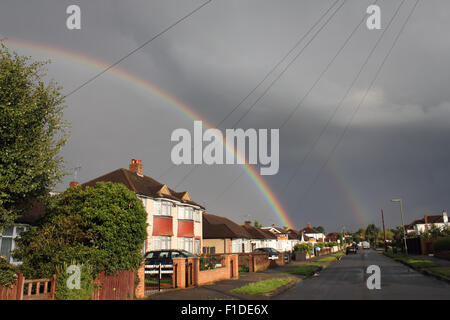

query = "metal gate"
(144, 263), (174, 291)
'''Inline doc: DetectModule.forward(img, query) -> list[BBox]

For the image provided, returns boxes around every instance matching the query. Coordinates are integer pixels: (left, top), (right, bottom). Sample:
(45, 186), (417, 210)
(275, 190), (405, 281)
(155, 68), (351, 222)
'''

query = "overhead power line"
(158, 0), (343, 182)
(214, 0), (377, 200)
(295, 0), (420, 210)
(172, 0), (347, 188)
(63, 0), (213, 99)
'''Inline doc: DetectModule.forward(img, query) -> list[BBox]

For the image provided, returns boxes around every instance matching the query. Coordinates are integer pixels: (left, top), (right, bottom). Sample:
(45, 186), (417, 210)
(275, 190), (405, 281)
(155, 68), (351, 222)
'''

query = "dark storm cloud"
(1, 0), (449, 232)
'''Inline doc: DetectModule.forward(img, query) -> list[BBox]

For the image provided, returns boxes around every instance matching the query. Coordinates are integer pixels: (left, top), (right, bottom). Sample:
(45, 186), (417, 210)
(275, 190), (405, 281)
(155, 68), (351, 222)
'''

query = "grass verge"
(383, 250), (450, 281)
(230, 278), (291, 295)
(285, 264), (322, 276)
(427, 267), (450, 278)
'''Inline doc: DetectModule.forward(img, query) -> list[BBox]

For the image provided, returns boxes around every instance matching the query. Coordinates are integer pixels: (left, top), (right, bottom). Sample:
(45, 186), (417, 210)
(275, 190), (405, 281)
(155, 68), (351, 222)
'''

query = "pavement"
(275, 249), (450, 300)
(147, 266), (299, 300)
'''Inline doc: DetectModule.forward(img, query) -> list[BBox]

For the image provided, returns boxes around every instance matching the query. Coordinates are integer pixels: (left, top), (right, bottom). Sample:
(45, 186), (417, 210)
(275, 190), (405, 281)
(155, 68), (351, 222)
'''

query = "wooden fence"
(91, 270), (136, 300)
(1, 270), (136, 300)
(0, 273), (56, 300)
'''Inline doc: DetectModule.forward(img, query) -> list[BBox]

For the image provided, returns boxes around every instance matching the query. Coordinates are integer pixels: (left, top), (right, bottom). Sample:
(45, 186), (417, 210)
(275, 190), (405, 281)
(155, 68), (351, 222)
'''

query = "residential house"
(300, 223), (325, 242)
(202, 212), (252, 254)
(241, 221), (280, 251)
(261, 225), (299, 252)
(0, 202), (45, 265)
(406, 210), (449, 235)
(325, 232), (340, 244)
(82, 159), (204, 254)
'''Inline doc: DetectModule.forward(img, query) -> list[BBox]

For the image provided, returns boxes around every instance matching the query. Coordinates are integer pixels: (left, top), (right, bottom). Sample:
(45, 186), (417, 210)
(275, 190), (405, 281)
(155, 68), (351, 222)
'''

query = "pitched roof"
(406, 214), (446, 230)
(259, 228), (277, 239)
(203, 213), (251, 239)
(82, 168), (204, 208)
(241, 224), (275, 239)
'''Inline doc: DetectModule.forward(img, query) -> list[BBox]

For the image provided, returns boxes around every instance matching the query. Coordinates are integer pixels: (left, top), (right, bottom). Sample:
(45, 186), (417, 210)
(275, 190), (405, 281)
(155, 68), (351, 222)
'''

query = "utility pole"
(391, 198), (408, 255)
(381, 209), (387, 252)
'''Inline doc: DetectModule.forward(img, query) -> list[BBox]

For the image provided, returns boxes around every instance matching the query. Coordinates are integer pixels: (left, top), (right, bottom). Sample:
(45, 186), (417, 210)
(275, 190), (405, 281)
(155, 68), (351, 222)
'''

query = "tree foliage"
(14, 182), (148, 278)
(0, 43), (68, 229)
(254, 220), (262, 228)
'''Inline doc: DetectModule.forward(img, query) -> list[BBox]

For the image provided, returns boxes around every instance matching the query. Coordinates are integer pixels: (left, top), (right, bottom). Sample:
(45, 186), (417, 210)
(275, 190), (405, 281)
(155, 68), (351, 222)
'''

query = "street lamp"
(391, 198), (408, 255)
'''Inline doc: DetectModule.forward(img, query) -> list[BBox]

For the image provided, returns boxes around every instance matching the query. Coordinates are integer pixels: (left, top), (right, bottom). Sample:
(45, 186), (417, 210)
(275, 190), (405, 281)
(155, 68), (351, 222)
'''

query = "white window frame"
(194, 209), (200, 222)
(0, 225), (27, 265)
(153, 236), (171, 250)
(178, 237), (193, 253)
(154, 200), (172, 216)
(179, 206), (193, 220)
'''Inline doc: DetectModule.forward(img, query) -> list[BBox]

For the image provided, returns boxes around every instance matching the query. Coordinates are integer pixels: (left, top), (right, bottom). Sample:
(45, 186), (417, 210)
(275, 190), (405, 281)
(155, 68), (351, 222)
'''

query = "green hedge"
(432, 237), (450, 253)
(55, 262), (94, 300)
(0, 256), (18, 286)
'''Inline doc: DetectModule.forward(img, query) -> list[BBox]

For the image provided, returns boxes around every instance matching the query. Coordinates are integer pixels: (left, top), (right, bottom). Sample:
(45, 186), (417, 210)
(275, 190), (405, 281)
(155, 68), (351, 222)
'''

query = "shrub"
(14, 182), (148, 278)
(55, 262), (94, 300)
(199, 256), (217, 271)
(293, 243), (314, 254)
(0, 256), (18, 286)
(432, 237), (450, 253)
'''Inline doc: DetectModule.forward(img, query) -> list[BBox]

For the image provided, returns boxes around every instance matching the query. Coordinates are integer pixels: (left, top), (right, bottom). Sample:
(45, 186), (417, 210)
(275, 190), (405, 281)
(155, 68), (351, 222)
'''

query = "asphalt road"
(276, 249), (450, 300)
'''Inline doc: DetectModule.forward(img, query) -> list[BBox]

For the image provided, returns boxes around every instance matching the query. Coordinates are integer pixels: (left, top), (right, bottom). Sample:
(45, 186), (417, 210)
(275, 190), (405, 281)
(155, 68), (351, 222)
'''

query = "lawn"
(285, 264), (322, 276)
(316, 256), (336, 263)
(428, 267), (450, 278)
(385, 252), (437, 268)
(230, 278), (291, 295)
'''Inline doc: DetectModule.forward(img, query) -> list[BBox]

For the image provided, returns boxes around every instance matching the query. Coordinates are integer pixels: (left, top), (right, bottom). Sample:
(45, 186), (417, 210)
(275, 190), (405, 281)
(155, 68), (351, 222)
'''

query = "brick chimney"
(307, 222), (311, 229)
(69, 181), (80, 188)
(424, 215), (428, 231)
(245, 221), (251, 226)
(129, 159), (143, 176)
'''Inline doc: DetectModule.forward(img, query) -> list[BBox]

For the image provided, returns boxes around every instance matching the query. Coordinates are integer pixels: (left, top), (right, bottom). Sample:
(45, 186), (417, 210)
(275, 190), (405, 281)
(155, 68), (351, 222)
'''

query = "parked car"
(145, 249), (197, 267)
(253, 247), (280, 259)
(362, 241), (370, 249)
(346, 244), (358, 255)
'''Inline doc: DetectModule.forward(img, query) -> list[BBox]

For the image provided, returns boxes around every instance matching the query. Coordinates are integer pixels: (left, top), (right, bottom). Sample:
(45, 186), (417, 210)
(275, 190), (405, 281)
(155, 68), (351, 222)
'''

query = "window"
(195, 239), (201, 254)
(153, 236), (171, 250)
(179, 206), (193, 220)
(154, 200), (172, 216)
(141, 198), (147, 210)
(0, 225), (26, 264)
(194, 209), (200, 222)
(178, 237), (193, 253)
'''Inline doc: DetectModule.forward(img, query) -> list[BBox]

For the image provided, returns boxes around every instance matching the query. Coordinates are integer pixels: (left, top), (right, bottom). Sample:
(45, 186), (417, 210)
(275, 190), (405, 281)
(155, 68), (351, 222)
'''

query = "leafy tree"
(314, 226), (325, 233)
(0, 43), (68, 229)
(254, 220), (263, 228)
(14, 182), (147, 278)
(365, 224), (379, 245)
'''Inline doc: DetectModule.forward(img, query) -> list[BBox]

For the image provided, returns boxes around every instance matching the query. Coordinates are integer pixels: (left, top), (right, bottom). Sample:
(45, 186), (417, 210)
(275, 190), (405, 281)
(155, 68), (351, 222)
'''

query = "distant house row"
(203, 213), (332, 254)
(1, 159), (333, 264)
(406, 210), (448, 235)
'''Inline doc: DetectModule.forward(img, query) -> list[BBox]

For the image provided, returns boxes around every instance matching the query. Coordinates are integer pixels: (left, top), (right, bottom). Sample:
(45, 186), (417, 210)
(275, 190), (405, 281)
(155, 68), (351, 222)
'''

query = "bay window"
(154, 200), (172, 216)
(153, 236), (171, 250)
(178, 237), (193, 253)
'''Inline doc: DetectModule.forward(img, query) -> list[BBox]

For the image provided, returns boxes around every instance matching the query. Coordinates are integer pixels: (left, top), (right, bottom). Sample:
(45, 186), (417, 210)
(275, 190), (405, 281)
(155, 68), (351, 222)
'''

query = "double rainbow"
(5, 38), (295, 229)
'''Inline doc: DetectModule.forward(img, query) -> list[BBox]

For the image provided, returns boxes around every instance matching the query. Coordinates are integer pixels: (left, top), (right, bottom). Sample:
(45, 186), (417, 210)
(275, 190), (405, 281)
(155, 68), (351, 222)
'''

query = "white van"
(362, 241), (370, 249)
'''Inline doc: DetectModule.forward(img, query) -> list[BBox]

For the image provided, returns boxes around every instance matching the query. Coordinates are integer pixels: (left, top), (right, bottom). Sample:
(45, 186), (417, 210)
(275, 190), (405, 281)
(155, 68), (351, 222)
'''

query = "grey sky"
(1, 0), (449, 232)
